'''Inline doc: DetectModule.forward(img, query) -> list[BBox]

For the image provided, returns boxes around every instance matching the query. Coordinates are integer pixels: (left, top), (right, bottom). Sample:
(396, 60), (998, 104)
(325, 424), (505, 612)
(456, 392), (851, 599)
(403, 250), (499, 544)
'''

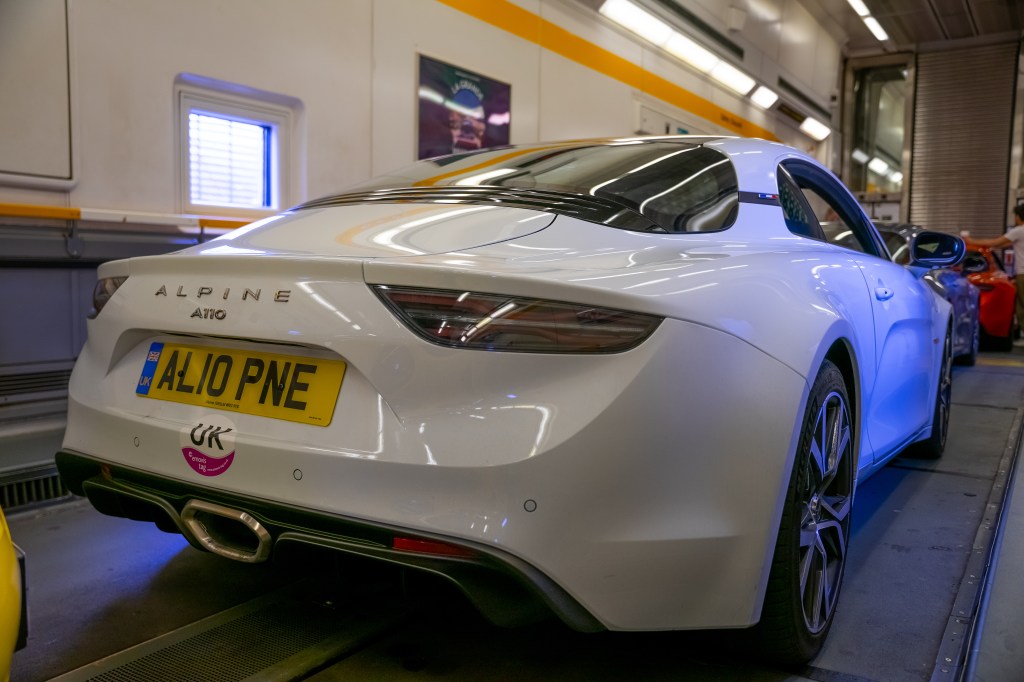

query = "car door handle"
(875, 287), (894, 301)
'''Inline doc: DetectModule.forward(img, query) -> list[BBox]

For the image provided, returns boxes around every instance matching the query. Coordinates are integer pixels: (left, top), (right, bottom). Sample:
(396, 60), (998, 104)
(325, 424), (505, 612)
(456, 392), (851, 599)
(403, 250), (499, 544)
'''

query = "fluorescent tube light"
(889, 171), (903, 183)
(868, 157), (889, 174)
(863, 16), (889, 41)
(710, 61), (755, 95)
(750, 86), (779, 109)
(846, 0), (870, 17)
(664, 32), (719, 72)
(599, 0), (673, 46)
(851, 148), (870, 164)
(799, 117), (831, 141)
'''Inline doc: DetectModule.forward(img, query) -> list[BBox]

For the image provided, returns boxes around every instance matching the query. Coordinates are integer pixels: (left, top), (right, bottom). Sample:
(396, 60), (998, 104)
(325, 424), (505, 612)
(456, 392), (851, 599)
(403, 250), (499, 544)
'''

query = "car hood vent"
(294, 187), (660, 233)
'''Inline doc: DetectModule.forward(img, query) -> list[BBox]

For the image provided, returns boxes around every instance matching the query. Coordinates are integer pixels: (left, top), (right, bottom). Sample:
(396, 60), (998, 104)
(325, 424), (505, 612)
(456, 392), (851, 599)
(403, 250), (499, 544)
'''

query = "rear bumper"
(978, 287), (1015, 338)
(55, 449), (602, 632)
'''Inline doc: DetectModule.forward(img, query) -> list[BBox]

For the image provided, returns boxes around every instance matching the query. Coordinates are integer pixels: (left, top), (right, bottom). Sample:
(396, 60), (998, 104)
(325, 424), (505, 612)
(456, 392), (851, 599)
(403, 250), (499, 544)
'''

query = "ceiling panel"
(801, 0), (1024, 53)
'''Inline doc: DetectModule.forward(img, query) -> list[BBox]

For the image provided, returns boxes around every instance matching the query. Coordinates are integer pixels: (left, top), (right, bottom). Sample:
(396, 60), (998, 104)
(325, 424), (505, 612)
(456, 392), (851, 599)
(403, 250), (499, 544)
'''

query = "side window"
(783, 161), (883, 258)
(882, 231), (910, 264)
(777, 168), (823, 240)
(800, 184), (869, 254)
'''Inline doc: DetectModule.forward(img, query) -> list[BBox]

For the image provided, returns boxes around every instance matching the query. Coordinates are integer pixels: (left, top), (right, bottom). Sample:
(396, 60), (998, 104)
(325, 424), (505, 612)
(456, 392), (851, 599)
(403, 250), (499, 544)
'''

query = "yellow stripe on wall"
(0, 202), (81, 221)
(436, 0), (778, 141)
(198, 217), (249, 230)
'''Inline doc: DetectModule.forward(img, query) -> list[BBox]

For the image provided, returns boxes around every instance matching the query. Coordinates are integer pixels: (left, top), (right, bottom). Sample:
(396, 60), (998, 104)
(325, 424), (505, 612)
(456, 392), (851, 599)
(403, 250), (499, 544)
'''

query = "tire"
(908, 328), (953, 459)
(752, 360), (854, 665)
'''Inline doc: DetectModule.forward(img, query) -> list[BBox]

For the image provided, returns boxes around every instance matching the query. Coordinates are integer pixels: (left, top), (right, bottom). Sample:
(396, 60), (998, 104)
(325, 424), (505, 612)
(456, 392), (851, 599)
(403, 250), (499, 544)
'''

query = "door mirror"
(910, 231), (965, 268)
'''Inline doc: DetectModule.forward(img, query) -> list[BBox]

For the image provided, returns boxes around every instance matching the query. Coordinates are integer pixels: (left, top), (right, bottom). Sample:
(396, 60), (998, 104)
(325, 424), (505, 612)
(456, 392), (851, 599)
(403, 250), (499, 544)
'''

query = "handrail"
(0, 202), (250, 230)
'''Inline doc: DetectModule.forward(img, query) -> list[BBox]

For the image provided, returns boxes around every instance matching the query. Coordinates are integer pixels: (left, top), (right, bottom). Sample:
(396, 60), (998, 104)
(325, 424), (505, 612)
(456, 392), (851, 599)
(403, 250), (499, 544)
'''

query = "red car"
(962, 248), (1017, 350)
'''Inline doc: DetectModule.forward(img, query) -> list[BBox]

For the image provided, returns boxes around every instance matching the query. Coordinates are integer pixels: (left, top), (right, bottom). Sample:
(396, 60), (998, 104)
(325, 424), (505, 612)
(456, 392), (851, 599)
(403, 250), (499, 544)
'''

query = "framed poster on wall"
(417, 55), (510, 160)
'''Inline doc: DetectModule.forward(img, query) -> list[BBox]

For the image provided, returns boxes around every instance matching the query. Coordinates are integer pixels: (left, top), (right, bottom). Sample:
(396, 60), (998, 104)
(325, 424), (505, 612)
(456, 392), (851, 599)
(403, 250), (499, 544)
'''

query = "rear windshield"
(344, 140), (739, 233)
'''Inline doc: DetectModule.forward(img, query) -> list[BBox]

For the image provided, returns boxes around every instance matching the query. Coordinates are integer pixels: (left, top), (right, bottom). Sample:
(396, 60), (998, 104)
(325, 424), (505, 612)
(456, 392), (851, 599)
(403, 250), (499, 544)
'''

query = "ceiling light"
(799, 117), (831, 141)
(664, 33), (719, 72)
(851, 148), (870, 164)
(889, 171), (903, 183)
(845, 0), (870, 17)
(599, 0), (673, 46)
(868, 157), (889, 174)
(863, 16), (889, 41)
(750, 86), (779, 109)
(710, 61), (755, 95)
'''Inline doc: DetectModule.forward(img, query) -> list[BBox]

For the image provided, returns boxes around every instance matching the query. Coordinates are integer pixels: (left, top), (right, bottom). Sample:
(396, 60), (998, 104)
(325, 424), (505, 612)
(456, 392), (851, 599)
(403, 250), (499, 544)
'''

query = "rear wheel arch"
(823, 339), (860, 468)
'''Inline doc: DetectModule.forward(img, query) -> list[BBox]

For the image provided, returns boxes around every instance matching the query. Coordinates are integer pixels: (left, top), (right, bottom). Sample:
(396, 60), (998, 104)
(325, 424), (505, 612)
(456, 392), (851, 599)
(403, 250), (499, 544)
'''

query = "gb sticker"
(179, 416), (237, 477)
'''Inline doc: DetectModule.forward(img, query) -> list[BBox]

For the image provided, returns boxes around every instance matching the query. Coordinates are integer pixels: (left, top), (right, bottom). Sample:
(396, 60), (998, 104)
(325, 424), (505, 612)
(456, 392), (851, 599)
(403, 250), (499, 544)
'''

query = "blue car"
(877, 222), (981, 365)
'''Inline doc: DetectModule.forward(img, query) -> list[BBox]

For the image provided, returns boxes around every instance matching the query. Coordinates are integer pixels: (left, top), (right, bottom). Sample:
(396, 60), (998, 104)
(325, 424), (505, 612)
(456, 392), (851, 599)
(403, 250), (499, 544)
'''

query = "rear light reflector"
(373, 285), (662, 353)
(392, 536), (477, 558)
(89, 276), (128, 318)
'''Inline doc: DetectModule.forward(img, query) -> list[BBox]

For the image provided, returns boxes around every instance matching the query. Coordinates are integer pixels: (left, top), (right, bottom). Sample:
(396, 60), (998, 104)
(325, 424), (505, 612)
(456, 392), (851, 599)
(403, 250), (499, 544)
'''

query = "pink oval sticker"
(181, 447), (235, 476)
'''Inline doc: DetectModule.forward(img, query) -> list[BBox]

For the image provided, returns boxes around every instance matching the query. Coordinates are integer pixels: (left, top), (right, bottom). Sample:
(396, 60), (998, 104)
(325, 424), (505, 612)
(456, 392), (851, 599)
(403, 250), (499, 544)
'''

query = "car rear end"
(57, 138), (811, 632)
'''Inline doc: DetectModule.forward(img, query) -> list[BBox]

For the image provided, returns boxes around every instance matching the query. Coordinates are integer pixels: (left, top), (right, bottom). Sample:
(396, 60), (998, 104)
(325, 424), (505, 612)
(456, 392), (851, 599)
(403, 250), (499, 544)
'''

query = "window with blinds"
(188, 112), (270, 208)
(177, 81), (292, 217)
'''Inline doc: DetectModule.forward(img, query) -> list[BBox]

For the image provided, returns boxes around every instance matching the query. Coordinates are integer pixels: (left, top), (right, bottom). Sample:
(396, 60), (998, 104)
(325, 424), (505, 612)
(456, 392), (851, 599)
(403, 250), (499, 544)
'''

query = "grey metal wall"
(910, 42), (1019, 238)
(0, 220), (203, 506)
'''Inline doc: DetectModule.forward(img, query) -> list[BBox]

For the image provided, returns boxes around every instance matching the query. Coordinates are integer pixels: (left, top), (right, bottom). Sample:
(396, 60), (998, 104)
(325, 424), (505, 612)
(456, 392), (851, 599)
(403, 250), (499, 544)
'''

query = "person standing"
(965, 204), (1024, 344)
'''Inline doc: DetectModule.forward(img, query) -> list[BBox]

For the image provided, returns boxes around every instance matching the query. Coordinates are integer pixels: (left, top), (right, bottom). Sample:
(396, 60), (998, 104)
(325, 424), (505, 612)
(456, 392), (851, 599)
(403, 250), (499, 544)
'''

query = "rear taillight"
(374, 285), (662, 353)
(89, 276), (128, 318)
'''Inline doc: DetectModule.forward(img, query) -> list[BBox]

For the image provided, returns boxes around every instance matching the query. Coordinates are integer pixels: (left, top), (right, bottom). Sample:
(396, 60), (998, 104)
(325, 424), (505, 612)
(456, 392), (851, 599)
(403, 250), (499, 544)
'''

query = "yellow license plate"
(136, 342), (345, 426)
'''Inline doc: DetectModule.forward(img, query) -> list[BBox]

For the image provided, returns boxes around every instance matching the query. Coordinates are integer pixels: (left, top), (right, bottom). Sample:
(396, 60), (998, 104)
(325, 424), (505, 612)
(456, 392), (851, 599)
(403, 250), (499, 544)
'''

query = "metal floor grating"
(50, 586), (404, 682)
(0, 471), (71, 509)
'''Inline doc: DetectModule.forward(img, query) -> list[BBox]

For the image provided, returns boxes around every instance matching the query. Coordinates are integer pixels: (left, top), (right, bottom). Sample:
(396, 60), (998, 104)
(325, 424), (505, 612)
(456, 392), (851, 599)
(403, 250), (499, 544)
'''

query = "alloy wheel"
(798, 389), (853, 634)
(936, 332), (953, 449)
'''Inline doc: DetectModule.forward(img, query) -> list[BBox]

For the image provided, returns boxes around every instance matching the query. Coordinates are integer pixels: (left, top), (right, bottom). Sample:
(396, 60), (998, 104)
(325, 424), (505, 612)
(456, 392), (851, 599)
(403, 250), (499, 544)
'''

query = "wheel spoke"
(809, 430), (826, 482)
(819, 495), (852, 524)
(811, 518), (843, 561)
(807, 539), (827, 630)
(800, 524), (818, 550)
(798, 536), (815, 610)
(818, 542), (835, 622)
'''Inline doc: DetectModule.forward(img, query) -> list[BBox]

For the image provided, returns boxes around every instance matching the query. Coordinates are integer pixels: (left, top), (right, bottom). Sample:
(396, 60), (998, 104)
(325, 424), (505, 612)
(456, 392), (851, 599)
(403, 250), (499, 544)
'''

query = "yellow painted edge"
(0, 202), (250, 230)
(198, 217), (250, 229)
(435, 0), (778, 141)
(976, 357), (1024, 368)
(0, 202), (81, 221)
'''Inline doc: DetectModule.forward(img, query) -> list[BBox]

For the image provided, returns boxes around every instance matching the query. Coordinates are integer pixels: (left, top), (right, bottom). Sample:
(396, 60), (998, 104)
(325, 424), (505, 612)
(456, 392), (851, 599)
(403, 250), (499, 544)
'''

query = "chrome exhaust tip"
(180, 499), (272, 563)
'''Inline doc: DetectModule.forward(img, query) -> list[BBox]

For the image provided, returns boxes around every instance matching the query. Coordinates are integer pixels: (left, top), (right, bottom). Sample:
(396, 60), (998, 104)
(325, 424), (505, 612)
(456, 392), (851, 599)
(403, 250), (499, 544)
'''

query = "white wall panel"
(742, 0), (783, 62)
(0, 0), (71, 181)
(779, 0), (818, 89)
(813, 27), (841, 98)
(370, 0), (542, 176)
(69, 0), (372, 211)
(538, 51), (635, 140)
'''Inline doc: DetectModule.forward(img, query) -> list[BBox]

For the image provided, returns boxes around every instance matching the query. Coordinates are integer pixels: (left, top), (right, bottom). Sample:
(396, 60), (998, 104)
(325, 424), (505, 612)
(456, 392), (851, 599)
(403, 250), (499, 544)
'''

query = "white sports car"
(58, 136), (963, 663)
